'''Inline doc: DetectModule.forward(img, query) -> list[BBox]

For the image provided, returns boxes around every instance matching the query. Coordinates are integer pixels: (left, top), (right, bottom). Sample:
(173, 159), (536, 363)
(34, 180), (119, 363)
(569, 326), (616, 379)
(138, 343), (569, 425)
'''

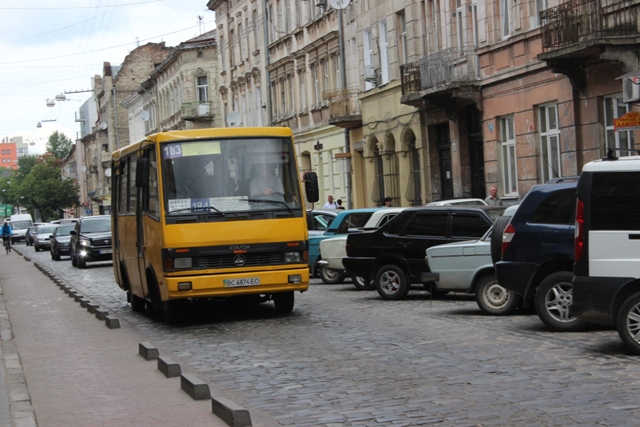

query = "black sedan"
(50, 224), (76, 260)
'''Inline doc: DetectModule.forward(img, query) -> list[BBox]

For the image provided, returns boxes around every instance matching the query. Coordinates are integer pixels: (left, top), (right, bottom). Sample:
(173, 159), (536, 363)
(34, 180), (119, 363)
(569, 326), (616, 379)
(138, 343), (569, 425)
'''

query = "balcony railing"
(323, 88), (361, 118)
(541, 0), (639, 51)
(400, 46), (479, 95)
(181, 101), (213, 119)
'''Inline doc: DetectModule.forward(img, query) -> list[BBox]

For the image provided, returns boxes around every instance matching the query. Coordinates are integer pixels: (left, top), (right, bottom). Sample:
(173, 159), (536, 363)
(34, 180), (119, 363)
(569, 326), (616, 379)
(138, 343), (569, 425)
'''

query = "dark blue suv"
(495, 177), (587, 332)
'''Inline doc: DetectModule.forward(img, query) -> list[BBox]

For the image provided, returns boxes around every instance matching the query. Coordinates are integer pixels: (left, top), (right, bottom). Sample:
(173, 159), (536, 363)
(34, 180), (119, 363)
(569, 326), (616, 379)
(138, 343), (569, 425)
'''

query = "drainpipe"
(263, 0), (272, 124)
(112, 85), (120, 149)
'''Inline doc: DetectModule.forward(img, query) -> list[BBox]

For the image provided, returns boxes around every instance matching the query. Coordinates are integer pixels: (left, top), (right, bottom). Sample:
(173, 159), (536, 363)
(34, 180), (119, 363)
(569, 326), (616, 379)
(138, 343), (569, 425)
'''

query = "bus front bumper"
(163, 267), (310, 299)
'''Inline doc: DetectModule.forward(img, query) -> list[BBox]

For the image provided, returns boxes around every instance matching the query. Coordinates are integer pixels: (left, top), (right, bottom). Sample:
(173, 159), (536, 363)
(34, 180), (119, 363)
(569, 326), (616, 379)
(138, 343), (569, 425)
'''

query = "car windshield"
(36, 225), (58, 234)
(80, 218), (111, 233)
(56, 225), (75, 235)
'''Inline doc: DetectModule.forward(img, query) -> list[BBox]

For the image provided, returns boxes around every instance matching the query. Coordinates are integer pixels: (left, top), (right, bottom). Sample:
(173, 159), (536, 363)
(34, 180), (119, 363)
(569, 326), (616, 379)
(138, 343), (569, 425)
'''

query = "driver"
(249, 162), (284, 201)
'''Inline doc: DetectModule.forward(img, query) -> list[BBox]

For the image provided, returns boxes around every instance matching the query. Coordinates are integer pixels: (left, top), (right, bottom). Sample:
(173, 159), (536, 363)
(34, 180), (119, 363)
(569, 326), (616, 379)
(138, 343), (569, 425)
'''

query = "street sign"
(614, 111), (640, 131)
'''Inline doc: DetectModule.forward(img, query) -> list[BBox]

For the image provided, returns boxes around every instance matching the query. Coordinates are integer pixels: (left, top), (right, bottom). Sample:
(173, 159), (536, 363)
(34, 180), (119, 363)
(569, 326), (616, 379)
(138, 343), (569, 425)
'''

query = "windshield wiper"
(240, 198), (293, 213)
(168, 206), (225, 216)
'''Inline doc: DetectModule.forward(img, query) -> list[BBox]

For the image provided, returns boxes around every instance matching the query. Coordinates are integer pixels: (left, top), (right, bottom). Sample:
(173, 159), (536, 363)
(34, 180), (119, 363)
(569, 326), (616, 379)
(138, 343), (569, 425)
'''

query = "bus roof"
(112, 127), (294, 160)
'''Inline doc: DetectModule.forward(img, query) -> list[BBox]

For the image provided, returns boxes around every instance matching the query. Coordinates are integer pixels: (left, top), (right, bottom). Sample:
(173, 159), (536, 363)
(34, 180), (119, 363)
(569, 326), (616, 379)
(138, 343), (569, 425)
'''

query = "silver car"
(424, 206), (521, 316)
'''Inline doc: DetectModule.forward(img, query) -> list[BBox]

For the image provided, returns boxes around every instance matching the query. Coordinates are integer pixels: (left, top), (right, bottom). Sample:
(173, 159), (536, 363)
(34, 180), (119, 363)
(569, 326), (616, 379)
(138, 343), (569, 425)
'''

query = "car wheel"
(53, 250), (60, 261)
(617, 292), (640, 355)
(319, 266), (346, 284)
(129, 292), (146, 312)
(162, 299), (187, 323)
(375, 265), (410, 300)
(490, 215), (512, 265)
(273, 291), (295, 314)
(35, 246), (40, 252)
(475, 274), (521, 315)
(535, 271), (588, 332)
(77, 255), (87, 269)
(352, 276), (374, 290)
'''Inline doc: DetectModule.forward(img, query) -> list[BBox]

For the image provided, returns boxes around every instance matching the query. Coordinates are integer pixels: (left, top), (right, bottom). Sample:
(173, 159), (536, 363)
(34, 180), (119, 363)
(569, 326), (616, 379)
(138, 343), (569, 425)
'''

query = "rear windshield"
(590, 171), (640, 231)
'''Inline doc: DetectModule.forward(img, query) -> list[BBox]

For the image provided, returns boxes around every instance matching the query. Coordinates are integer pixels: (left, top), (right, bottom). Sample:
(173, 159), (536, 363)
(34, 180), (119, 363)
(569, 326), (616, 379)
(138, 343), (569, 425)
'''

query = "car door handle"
(398, 241), (412, 247)
(630, 234), (640, 240)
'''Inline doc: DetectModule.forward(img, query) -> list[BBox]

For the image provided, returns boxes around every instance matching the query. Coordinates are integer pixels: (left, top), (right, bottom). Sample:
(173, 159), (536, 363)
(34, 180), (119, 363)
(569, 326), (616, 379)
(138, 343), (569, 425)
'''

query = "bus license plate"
(223, 277), (261, 287)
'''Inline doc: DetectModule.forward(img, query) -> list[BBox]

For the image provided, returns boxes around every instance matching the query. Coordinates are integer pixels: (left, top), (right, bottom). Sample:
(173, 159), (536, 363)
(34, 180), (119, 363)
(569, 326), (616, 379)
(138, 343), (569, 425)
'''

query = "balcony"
(182, 101), (214, 121)
(323, 89), (362, 129)
(539, 0), (640, 89)
(400, 46), (480, 109)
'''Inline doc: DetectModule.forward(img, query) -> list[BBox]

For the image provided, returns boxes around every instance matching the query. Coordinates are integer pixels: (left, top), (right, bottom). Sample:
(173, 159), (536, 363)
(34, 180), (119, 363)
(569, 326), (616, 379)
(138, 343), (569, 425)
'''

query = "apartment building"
(401, 0), (639, 202)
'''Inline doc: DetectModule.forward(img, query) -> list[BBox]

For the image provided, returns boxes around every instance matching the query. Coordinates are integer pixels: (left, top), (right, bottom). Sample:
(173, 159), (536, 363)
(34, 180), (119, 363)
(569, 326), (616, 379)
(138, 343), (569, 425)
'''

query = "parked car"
(572, 154), (640, 354)
(495, 176), (585, 332)
(425, 198), (487, 206)
(50, 223), (76, 260)
(307, 208), (340, 237)
(70, 215), (113, 268)
(343, 206), (504, 300)
(424, 205), (520, 315)
(319, 207), (406, 289)
(309, 208), (382, 283)
(33, 224), (59, 252)
(25, 226), (38, 246)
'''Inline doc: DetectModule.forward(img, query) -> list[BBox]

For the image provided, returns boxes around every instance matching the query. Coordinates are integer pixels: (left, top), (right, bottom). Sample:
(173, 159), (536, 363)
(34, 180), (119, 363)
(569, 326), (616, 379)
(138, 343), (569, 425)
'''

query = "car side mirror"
(303, 171), (319, 203)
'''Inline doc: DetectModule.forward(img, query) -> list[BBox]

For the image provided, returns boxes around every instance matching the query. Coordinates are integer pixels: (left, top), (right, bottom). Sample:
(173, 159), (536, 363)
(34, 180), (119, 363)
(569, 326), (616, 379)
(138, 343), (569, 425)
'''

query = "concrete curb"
(211, 396), (253, 427)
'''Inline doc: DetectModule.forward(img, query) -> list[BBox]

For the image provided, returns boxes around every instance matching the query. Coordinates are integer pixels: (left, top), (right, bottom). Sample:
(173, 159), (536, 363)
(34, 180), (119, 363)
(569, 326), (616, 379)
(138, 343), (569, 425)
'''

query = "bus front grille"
(195, 253), (283, 269)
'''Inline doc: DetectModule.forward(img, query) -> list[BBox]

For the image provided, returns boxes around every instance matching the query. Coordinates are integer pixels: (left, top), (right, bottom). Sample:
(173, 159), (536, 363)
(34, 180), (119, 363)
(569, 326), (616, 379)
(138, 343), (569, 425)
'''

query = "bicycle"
(3, 236), (11, 254)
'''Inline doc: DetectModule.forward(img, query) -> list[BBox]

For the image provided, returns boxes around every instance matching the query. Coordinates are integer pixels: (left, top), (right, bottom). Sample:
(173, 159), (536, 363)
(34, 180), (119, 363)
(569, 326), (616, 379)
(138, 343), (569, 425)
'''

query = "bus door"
(135, 149), (155, 298)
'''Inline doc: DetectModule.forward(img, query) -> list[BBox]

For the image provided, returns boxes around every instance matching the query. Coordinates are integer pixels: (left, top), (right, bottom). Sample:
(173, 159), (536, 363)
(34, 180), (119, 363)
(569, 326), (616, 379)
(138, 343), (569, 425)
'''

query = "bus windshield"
(162, 137), (302, 215)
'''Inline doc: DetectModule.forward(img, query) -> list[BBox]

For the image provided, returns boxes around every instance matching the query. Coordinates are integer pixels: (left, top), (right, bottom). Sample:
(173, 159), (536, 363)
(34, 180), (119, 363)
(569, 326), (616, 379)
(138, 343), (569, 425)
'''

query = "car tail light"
(575, 198), (584, 262)
(501, 223), (515, 255)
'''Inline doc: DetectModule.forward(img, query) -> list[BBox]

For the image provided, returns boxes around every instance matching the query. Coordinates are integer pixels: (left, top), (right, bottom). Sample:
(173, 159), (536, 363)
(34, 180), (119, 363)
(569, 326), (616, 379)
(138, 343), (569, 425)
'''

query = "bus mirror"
(303, 171), (319, 203)
(135, 157), (149, 188)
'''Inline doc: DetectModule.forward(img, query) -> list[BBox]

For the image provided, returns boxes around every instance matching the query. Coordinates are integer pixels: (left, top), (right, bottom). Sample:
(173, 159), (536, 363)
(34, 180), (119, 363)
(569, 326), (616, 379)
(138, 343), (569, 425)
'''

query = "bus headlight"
(174, 258), (192, 269)
(284, 251), (301, 263)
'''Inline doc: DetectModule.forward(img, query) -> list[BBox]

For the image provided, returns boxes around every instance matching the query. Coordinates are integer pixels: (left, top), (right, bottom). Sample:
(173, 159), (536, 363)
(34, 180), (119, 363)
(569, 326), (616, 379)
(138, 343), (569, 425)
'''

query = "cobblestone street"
(22, 247), (640, 426)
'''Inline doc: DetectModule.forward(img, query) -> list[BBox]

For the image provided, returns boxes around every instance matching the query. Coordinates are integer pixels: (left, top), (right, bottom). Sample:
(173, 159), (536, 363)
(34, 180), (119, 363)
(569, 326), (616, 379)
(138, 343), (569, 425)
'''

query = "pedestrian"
(383, 197), (393, 208)
(485, 184), (503, 206)
(323, 195), (338, 209)
(336, 199), (345, 209)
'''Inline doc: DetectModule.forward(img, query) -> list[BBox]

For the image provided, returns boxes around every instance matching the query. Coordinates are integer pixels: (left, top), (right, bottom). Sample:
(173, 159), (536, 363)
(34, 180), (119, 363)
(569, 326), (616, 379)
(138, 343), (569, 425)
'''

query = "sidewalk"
(0, 248), (230, 427)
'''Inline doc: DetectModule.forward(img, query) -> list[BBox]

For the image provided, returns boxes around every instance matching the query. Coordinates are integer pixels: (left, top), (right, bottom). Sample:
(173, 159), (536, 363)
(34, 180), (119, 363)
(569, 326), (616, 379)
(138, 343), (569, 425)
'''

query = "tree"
(20, 157), (79, 221)
(46, 131), (73, 160)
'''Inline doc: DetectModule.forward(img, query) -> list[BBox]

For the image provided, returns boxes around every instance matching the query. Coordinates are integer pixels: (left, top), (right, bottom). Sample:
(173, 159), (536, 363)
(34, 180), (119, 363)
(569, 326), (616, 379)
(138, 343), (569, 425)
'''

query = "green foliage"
(18, 158), (80, 221)
(46, 131), (73, 160)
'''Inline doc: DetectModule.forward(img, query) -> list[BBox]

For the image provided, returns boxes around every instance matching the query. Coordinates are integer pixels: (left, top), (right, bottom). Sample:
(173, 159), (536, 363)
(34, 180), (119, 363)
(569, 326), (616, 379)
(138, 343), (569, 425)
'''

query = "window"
(529, 189), (576, 225)
(379, 19), (389, 84)
(299, 71), (307, 111)
(288, 75), (294, 116)
(229, 28), (235, 65)
(147, 150), (160, 219)
(590, 172), (640, 231)
(539, 103), (561, 182)
(322, 59), (329, 95)
(499, 116), (517, 196)
(128, 155), (137, 214)
(334, 54), (341, 89)
(312, 64), (320, 107)
(451, 214), (489, 239)
(405, 214), (448, 237)
(471, 0), (478, 47)
(238, 23), (244, 60)
(500, 0), (510, 39)
(397, 12), (408, 65)
(253, 10), (259, 47)
(363, 28), (374, 90)
(196, 76), (208, 102)
(605, 95), (635, 157)
(536, 0), (548, 27)
(455, 0), (464, 49)
(407, 141), (422, 205)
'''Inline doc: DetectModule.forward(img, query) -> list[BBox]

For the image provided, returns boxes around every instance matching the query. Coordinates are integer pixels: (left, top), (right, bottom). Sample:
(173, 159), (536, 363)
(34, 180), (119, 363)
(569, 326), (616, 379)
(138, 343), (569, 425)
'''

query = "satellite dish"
(328, 0), (350, 9)
(140, 110), (150, 121)
(99, 121), (108, 130)
(226, 111), (241, 127)
(104, 168), (112, 177)
(81, 166), (87, 172)
(55, 94), (67, 101)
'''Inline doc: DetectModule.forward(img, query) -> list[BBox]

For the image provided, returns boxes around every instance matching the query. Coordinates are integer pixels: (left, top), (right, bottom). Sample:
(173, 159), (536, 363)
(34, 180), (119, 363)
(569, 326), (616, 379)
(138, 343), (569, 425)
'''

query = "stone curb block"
(158, 356), (181, 378)
(87, 303), (99, 314)
(105, 316), (120, 329)
(73, 294), (84, 303)
(138, 342), (159, 360)
(80, 299), (91, 308)
(180, 373), (211, 400)
(95, 309), (108, 321)
(211, 396), (253, 427)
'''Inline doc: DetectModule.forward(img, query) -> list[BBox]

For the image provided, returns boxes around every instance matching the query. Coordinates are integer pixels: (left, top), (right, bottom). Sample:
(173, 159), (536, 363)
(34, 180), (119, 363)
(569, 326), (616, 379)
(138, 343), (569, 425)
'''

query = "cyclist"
(2, 220), (12, 253)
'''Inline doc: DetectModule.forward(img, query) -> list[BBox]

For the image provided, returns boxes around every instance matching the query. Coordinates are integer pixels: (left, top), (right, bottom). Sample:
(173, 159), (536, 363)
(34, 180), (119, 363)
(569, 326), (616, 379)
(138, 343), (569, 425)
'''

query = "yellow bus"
(111, 127), (319, 322)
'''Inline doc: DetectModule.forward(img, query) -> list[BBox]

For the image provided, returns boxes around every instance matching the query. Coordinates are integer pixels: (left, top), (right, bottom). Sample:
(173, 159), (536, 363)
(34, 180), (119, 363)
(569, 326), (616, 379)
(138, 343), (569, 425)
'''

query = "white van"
(9, 213), (34, 243)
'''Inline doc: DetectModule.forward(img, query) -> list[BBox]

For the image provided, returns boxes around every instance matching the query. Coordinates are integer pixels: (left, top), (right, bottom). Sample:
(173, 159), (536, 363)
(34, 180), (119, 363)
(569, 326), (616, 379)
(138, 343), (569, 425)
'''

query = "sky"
(0, 0), (216, 155)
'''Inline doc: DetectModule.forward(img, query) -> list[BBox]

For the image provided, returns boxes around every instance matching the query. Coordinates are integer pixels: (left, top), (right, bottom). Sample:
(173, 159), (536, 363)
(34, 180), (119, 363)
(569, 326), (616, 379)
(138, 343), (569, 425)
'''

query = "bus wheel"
(273, 291), (294, 314)
(163, 300), (186, 323)
(129, 292), (146, 312)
